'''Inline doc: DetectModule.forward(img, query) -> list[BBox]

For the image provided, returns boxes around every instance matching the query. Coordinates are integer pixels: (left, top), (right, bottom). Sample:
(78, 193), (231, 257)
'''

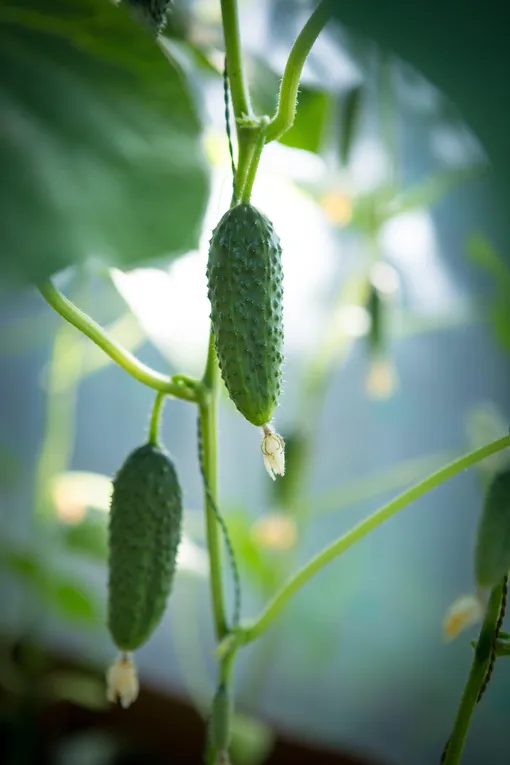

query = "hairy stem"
(240, 117), (270, 203)
(442, 579), (507, 764)
(37, 280), (200, 402)
(219, 0), (252, 119)
(239, 435), (510, 643)
(148, 391), (166, 445)
(201, 332), (228, 640)
(265, 0), (331, 144)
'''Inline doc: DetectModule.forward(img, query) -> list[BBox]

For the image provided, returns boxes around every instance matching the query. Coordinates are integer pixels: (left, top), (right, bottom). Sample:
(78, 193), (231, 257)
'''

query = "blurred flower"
(320, 190), (353, 226)
(106, 653), (139, 709)
(52, 471), (112, 522)
(251, 512), (297, 551)
(365, 357), (398, 400)
(261, 426), (285, 480)
(443, 593), (486, 641)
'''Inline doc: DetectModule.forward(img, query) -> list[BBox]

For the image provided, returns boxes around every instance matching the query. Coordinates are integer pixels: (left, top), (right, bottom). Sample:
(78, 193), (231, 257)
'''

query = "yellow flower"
(261, 426), (285, 480)
(106, 653), (139, 708)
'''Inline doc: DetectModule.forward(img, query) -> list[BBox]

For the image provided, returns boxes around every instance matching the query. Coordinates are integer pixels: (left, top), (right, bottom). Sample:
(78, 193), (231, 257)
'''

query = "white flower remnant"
(106, 652), (139, 708)
(261, 425), (285, 480)
(442, 593), (486, 641)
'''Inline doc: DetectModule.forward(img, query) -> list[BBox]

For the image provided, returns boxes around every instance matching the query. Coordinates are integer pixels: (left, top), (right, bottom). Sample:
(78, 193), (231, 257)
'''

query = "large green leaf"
(0, 0), (209, 286)
(326, 0), (510, 210)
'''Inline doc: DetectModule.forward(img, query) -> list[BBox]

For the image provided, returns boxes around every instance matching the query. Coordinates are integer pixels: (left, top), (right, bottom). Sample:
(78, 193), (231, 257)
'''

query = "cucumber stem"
(148, 391), (166, 445)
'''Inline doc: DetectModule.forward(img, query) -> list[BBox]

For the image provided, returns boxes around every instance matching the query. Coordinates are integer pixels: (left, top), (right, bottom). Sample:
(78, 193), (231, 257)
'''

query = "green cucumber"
(207, 203), (284, 427)
(210, 682), (232, 754)
(107, 443), (182, 651)
(475, 466), (510, 588)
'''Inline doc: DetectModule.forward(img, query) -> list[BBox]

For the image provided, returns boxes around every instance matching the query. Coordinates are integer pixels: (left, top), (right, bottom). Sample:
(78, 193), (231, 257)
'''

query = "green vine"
(34, 1), (510, 763)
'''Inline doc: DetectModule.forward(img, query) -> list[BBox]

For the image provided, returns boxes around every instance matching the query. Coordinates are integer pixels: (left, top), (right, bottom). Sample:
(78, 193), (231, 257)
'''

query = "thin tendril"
(223, 56), (237, 203)
(197, 415), (241, 628)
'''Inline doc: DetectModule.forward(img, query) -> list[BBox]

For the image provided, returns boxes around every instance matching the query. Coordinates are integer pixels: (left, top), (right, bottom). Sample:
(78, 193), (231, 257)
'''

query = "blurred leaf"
(0, 0), (209, 286)
(466, 403), (510, 482)
(490, 299), (510, 351)
(48, 578), (100, 625)
(383, 165), (487, 219)
(0, 548), (44, 590)
(250, 56), (331, 154)
(475, 467), (510, 589)
(224, 510), (278, 592)
(326, 1), (510, 206)
(338, 85), (364, 166)
(466, 233), (510, 287)
(303, 450), (458, 517)
(0, 544), (100, 624)
(46, 671), (108, 710)
(82, 311), (146, 377)
(61, 513), (108, 562)
(230, 714), (275, 765)
(0, 443), (22, 489)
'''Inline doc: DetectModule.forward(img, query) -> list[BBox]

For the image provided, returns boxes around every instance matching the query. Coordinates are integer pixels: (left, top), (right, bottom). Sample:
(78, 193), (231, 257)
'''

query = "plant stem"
(239, 435), (510, 643)
(148, 391), (165, 445)
(265, 0), (331, 144)
(240, 117), (269, 203)
(200, 332), (228, 640)
(219, 0), (252, 120)
(37, 280), (200, 402)
(442, 579), (506, 765)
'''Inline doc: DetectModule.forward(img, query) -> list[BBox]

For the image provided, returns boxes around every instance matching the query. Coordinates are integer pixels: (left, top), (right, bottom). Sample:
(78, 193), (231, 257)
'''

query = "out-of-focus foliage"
(327, 0), (510, 207)
(0, 0), (209, 286)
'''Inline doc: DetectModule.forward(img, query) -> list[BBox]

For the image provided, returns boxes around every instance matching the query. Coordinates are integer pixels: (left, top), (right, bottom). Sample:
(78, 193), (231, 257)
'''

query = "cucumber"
(210, 682), (232, 755)
(475, 466), (510, 588)
(107, 443), (183, 652)
(207, 203), (284, 427)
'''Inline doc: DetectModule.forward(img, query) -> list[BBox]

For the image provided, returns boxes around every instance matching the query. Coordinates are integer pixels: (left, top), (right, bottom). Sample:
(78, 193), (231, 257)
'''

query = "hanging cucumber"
(207, 203), (284, 427)
(106, 442), (183, 707)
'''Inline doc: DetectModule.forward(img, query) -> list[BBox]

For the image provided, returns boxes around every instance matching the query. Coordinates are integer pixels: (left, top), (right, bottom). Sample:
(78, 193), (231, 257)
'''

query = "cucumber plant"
(28, 0), (510, 763)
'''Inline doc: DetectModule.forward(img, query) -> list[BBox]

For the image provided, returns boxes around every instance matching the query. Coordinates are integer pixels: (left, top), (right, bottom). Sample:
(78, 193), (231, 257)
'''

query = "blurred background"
(1, 1), (510, 764)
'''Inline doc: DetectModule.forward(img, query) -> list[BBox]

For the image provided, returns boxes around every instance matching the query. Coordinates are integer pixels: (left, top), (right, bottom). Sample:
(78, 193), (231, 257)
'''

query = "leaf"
(230, 714), (275, 765)
(249, 56), (332, 154)
(490, 299), (510, 351)
(382, 165), (488, 219)
(339, 84), (364, 166)
(46, 671), (108, 710)
(0, 443), (22, 489)
(61, 513), (108, 562)
(326, 1), (510, 208)
(466, 233), (510, 287)
(47, 577), (101, 625)
(223, 510), (278, 592)
(0, 0), (209, 286)
(475, 467), (510, 589)
(0, 547), (44, 589)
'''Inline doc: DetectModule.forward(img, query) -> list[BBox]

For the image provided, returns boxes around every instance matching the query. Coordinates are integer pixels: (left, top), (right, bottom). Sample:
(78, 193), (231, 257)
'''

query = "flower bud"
(261, 426), (285, 481)
(106, 652), (139, 708)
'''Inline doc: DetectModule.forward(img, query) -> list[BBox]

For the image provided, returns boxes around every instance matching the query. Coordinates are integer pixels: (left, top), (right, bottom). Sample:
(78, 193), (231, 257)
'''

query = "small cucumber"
(475, 466), (510, 588)
(107, 443), (183, 652)
(207, 203), (284, 427)
(210, 682), (232, 754)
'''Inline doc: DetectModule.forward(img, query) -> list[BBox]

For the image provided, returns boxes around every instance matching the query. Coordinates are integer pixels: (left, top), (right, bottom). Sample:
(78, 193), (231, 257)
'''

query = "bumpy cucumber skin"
(108, 443), (182, 652)
(207, 204), (284, 427)
(475, 467), (510, 588)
